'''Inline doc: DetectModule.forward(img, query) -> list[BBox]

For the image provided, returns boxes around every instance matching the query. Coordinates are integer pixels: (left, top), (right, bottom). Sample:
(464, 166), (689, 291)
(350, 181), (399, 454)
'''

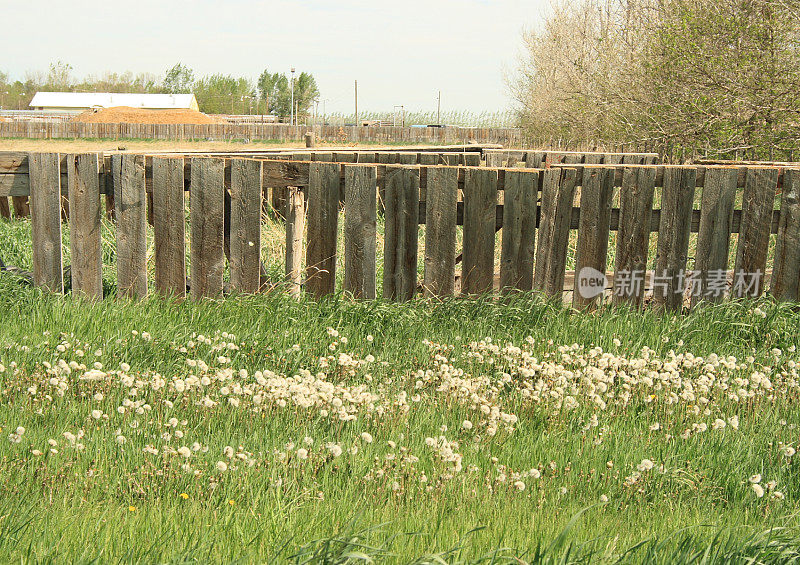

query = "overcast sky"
(2, 0), (550, 114)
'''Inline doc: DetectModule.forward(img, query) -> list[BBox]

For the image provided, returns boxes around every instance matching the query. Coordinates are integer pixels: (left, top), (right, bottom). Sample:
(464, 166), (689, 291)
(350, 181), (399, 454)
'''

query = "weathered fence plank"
(733, 168), (778, 298)
(383, 166), (420, 301)
(190, 158), (225, 299)
(534, 168), (577, 297)
(152, 157), (186, 297)
(653, 167), (696, 311)
(67, 153), (102, 300)
(113, 154), (147, 299)
(344, 165), (378, 299)
(692, 167), (737, 306)
(306, 162), (340, 298)
(613, 167), (656, 307)
(424, 167), (458, 297)
(0, 197), (10, 218)
(29, 152), (63, 292)
(500, 170), (538, 292)
(462, 168), (498, 295)
(286, 186), (306, 297)
(771, 169), (800, 301)
(573, 167), (615, 309)
(229, 159), (262, 294)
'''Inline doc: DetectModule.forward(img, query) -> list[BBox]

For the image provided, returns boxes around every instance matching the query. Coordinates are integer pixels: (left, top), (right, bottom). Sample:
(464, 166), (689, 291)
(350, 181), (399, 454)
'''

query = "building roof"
(30, 92), (197, 109)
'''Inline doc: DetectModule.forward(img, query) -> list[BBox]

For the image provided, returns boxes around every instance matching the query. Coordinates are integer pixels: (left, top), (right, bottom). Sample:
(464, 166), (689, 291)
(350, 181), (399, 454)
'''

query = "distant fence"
(2, 149), (798, 311)
(0, 121), (524, 146)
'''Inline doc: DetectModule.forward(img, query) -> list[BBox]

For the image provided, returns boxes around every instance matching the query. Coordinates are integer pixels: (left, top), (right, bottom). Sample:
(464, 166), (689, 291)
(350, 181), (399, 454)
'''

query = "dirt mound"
(72, 106), (221, 125)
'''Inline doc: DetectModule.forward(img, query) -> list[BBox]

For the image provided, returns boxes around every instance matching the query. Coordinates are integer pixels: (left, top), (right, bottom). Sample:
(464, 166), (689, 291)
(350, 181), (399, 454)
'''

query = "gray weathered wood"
(29, 152), (63, 292)
(613, 167), (656, 307)
(462, 168), (498, 294)
(733, 168), (778, 298)
(190, 158), (225, 299)
(306, 162), (341, 298)
(67, 153), (102, 300)
(653, 167), (696, 311)
(113, 154), (147, 299)
(152, 157), (186, 298)
(343, 165), (377, 298)
(573, 167), (614, 309)
(534, 168), (577, 296)
(771, 169), (800, 301)
(229, 159), (262, 294)
(424, 167), (458, 297)
(500, 170), (537, 292)
(286, 186), (306, 297)
(692, 167), (737, 306)
(383, 166), (419, 301)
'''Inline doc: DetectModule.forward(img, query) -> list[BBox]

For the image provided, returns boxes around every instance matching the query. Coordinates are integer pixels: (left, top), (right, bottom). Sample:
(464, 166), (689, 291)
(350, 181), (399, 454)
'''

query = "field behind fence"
(1, 148), (799, 312)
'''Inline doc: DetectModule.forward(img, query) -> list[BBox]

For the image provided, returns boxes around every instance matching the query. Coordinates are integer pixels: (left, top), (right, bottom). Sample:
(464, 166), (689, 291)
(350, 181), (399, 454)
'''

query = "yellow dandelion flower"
(180, 493), (189, 500)
(128, 506), (136, 512)
(228, 499), (235, 506)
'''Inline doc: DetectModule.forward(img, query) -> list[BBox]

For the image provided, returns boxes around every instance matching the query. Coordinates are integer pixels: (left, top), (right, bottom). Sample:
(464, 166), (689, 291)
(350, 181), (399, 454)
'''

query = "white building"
(29, 92), (199, 112)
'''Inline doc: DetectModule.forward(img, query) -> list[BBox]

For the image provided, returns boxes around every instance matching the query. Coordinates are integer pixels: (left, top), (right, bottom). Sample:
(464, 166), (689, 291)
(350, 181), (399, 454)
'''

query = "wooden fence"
(3, 150), (798, 310)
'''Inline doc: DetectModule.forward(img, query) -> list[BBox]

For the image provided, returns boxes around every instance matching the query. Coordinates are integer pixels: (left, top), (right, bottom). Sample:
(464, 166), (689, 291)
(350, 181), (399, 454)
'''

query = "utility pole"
(290, 67), (295, 125)
(354, 80), (358, 126)
(437, 90), (441, 126)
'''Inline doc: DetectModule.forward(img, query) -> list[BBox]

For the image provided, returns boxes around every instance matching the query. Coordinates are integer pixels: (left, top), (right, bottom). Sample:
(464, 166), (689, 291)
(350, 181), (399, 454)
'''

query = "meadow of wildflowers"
(0, 270), (800, 562)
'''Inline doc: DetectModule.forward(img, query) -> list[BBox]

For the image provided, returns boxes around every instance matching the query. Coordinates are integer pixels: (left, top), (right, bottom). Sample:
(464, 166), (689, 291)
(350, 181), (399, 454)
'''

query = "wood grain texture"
(67, 153), (103, 300)
(733, 168), (778, 298)
(534, 168), (577, 297)
(286, 186), (306, 297)
(190, 158), (225, 299)
(29, 152), (63, 292)
(305, 162), (340, 298)
(653, 168), (696, 311)
(113, 154), (148, 299)
(613, 167), (655, 307)
(11, 196), (30, 218)
(0, 196), (9, 218)
(771, 169), (800, 301)
(573, 167), (614, 309)
(692, 167), (737, 306)
(500, 170), (537, 292)
(383, 165), (420, 301)
(424, 167), (458, 297)
(152, 157), (186, 297)
(229, 159), (262, 294)
(462, 168), (498, 295)
(344, 165), (378, 299)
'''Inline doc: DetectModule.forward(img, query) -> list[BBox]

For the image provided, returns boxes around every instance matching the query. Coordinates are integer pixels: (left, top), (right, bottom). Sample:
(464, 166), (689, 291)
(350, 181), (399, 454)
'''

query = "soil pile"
(72, 106), (221, 125)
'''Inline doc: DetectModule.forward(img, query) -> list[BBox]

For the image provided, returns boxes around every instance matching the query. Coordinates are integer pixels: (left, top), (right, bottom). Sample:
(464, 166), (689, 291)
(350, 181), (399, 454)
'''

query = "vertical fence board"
(152, 157), (186, 297)
(462, 168), (498, 294)
(383, 166), (420, 301)
(286, 187), (306, 297)
(733, 168), (778, 298)
(306, 162), (340, 298)
(534, 168), (577, 297)
(29, 152), (63, 292)
(613, 167), (656, 307)
(500, 170), (537, 293)
(692, 167), (737, 306)
(573, 167), (615, 309)
(113, 154), (147, 299)
(771, 169), (800, 301)
(68, 153), (102, 300)
(653, 167), (696, 311)
(424, 167), (458, 297)
(190, 158), (225, 299)
(229, 159), (263, 294)
(344, 165), (378, 298)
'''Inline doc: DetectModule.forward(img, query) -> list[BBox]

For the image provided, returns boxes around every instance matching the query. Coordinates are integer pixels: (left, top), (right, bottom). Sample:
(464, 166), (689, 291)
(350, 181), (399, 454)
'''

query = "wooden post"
(306, 162), (340, 298)
(733, 168), (778, 298)
(383, 165), (420, 301)
(771, 169), (800, 301)
(285, 186), (306, 297)
(0, 197), (10, 219)
(500, 170), (537, 293)
(534, 168), (577, 297)
(343, 165), (377, 299)
(305, 131), (316, 148)
(190, 158), (225, 299)
(573, 167), (614, 310)
(11, 196), (30, 218)
(229, 159), (263, 294)
(29, 152), (63, 292)
(152, 157), (186, 298)
(423, 167), (458, 297)
(67, 153), (103, 300)
(113, 154), (147, 299)
(462, 168), (498, 295)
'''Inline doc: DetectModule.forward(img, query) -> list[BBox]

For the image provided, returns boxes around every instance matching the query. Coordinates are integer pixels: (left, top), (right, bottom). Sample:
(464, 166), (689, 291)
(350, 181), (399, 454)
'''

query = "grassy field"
(1, 214), (800, 563)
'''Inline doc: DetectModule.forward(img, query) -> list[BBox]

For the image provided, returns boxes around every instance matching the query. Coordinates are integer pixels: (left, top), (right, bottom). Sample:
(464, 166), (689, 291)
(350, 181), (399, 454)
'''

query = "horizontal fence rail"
(3, 150), (799, 311)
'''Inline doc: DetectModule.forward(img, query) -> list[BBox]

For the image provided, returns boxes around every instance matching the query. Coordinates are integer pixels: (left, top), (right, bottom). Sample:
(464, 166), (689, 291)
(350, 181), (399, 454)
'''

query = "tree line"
(0, 62), (320, 118)
(511, 0), (800, 161)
